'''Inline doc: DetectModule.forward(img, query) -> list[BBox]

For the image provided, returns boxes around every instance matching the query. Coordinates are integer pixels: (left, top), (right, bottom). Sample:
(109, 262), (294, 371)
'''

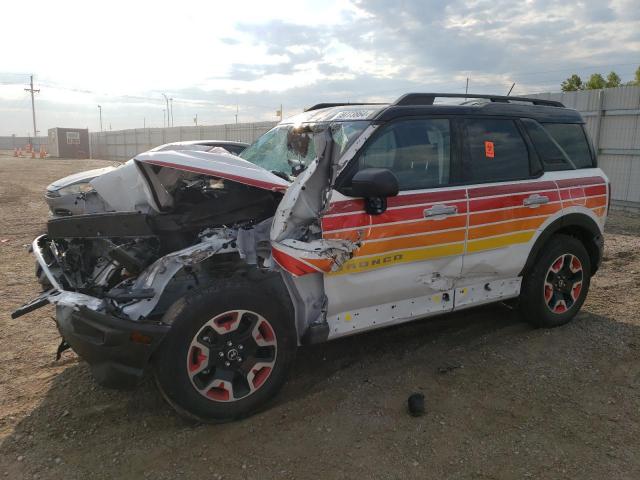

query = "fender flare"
(520, 213), (604, 276)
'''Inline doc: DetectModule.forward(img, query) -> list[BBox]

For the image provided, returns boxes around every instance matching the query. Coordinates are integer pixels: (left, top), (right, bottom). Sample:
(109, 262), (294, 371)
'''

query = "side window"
(463, 118), (530, 183)
(521, 118), (573, 171)
(542, 123), (594, 169)
(357, 118), (451, 191)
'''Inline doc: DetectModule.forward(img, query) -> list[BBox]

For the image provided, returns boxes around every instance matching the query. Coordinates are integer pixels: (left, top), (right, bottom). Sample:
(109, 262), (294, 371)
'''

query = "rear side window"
(542, 123), (594, 169)
(463, 119), (530, 183)
(521, 118), (572, 171)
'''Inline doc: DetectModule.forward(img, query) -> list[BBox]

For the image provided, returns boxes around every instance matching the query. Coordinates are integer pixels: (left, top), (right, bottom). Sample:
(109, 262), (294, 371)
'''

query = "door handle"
(424, 204), (457, 218)
(523, 194), (549, 207)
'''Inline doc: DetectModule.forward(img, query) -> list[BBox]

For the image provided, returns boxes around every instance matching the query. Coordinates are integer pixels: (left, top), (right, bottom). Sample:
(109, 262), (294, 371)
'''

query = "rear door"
(457, 117), (562, 307)
(321, 117), (467, 336)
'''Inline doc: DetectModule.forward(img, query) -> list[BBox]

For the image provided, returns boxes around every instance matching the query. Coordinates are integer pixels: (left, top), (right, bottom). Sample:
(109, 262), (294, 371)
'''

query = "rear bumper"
(56, 305), (170, 389)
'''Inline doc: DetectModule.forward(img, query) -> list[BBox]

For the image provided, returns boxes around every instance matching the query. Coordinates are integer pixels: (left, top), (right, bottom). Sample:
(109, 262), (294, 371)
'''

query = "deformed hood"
(47, 166), (118, 191)
(135, 150), (290, 192)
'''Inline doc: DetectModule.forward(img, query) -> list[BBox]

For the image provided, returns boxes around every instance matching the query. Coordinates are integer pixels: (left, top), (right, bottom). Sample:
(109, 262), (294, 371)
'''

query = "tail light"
(607, 181), (612, 214)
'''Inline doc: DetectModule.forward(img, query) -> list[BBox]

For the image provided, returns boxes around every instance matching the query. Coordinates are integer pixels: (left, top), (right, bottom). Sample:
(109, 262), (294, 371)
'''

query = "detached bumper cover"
(56, 305), (170, 388)
(14, 234), (171, 389)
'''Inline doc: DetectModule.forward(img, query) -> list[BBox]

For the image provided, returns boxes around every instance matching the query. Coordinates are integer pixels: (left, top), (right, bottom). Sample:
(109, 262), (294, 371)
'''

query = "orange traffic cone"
(31, 149), (36, 158)
(13, 148), (18, 157)
(39, 146), (46, 158)
(18, 148), (23, 157)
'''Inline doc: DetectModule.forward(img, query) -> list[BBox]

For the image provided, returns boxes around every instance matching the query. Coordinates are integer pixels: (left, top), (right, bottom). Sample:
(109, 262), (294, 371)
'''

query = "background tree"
(585, 73), (606, 90)
(561, 74), (583, 92)
(562, 66), (640, 90)
(628, 66), (640, 86)
(605, 71), (621, 88)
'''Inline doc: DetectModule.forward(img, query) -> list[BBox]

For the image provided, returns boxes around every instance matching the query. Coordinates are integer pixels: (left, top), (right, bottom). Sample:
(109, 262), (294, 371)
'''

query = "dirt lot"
(1, 155), (639, 479)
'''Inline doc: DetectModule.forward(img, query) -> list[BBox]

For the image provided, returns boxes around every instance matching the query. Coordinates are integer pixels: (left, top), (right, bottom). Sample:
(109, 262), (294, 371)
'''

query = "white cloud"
(0, 0), (637, 135)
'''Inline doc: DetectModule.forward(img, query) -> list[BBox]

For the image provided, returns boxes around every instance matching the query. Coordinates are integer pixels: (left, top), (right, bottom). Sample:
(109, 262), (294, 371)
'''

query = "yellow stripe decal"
(329, 243), (464, 276)
(466, 230), (535, 253)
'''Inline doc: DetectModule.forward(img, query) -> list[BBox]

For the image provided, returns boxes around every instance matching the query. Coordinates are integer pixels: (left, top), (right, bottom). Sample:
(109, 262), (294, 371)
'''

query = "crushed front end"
(14, 151), (287, 388)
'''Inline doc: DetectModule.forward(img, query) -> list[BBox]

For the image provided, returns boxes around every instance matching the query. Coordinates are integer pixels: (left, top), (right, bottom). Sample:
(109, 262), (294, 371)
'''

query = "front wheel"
(153, 278), (296, 422)
(520, 234), (591, 328)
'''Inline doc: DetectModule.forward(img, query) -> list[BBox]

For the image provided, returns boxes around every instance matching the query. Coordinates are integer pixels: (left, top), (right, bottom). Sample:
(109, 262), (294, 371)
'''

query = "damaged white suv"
(15, 93), (609, 422)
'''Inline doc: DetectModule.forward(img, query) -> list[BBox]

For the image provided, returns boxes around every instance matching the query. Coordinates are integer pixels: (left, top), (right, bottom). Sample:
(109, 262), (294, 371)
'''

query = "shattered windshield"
(239, 122), (369, 178)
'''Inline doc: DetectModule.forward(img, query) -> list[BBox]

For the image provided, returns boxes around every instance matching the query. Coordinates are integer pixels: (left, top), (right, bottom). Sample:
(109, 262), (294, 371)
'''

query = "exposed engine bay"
(36, 154), (287, 323)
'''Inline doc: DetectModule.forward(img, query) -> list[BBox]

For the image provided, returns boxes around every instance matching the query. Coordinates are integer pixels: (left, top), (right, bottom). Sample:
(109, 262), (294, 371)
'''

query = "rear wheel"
(520, 234), (591, 327)
(153, 279), (296, 422)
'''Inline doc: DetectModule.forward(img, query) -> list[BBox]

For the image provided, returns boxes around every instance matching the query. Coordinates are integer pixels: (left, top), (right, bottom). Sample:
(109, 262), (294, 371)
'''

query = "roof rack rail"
(305, 102), (386, 112)
(393, 93), (564, 108)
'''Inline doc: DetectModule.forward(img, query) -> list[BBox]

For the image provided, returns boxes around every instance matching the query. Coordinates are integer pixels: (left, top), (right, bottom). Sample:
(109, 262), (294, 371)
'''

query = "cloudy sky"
(0, 0), (638, 136)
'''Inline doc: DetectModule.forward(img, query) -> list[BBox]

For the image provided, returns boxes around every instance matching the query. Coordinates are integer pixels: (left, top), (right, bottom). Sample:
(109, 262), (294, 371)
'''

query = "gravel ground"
(1, 155), (639, 479)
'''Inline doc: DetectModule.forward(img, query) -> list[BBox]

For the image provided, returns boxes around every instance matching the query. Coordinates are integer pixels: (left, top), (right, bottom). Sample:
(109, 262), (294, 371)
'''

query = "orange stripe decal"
(355, 230), (466, 257)
(468, 217), (546, 240)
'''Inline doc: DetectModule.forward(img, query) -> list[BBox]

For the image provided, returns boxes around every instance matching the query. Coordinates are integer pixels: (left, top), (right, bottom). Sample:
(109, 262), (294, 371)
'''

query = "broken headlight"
(57, 182), (95, 196)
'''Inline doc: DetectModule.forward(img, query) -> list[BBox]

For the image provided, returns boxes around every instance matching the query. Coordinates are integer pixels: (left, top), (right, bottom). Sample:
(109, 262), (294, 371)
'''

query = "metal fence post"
(593, 89), (605, 157)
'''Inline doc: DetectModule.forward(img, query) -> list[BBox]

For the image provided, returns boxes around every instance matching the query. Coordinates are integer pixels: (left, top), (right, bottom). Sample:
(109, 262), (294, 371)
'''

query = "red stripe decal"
(143, 159), (288, 192)
(555, 176), (605, 188)
(468, 181), (557, 198)
(272, 248), (317, 276)
(583, 184), (606, 196)
(322, 200), (467, 231)
(325, 199), (365, 215)
(469, 190), (560, 212)
(325, 189), (466, 215)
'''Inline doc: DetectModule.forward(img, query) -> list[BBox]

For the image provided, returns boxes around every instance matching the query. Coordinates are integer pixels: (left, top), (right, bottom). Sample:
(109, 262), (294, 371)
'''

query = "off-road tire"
(153, 277), (296, 423)
(520, 234), (591, 328)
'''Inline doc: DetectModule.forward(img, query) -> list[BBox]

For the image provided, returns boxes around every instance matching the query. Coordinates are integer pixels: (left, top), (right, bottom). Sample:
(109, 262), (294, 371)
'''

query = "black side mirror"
(350, 168), (399, 215)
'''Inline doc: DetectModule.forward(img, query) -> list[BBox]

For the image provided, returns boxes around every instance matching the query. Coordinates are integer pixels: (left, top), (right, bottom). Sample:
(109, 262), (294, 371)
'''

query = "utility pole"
(163, 109), (166, 128)
(24, 75), (40, 137)
(235, 103), (238, 124)
(170, 98), (174, 127)
(98, 105), (103, 131)
(194, 114), (198, 126)
(162, 94), (170, 127)
(465, 77), (469, 99)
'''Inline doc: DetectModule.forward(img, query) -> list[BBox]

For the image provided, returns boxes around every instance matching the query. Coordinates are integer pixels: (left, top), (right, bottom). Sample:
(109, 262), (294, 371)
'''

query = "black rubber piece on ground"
(408, 393), (425, 417)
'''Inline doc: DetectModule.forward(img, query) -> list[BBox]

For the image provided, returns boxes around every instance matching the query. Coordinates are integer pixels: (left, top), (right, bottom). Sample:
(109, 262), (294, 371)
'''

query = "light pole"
(98, 105), (103, 131)
(162, 109), (166, 128)
(169, 98), (174, 127)
(162, 94), (170, 127)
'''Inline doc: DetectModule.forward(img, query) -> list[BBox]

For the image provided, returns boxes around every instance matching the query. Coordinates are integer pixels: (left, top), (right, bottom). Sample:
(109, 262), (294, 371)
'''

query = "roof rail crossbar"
(305, 102), (386, 112)
(393, 93), (564, 108)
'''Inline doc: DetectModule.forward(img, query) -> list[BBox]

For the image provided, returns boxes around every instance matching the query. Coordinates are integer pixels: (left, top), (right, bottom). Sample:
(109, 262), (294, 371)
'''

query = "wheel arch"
(521, 213), (604, 277)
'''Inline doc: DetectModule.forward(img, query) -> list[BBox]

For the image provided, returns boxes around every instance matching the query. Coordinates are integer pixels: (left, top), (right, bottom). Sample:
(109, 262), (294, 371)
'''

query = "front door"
(321, 117), (466, 337)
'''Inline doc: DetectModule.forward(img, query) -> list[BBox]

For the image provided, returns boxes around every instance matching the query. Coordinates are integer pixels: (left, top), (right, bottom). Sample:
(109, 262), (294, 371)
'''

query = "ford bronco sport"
(14, 93), (609, 422)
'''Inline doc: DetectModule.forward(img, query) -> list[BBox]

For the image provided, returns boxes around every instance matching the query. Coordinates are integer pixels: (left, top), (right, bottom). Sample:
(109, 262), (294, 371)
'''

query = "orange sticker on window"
(484, 141), (495, 158)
